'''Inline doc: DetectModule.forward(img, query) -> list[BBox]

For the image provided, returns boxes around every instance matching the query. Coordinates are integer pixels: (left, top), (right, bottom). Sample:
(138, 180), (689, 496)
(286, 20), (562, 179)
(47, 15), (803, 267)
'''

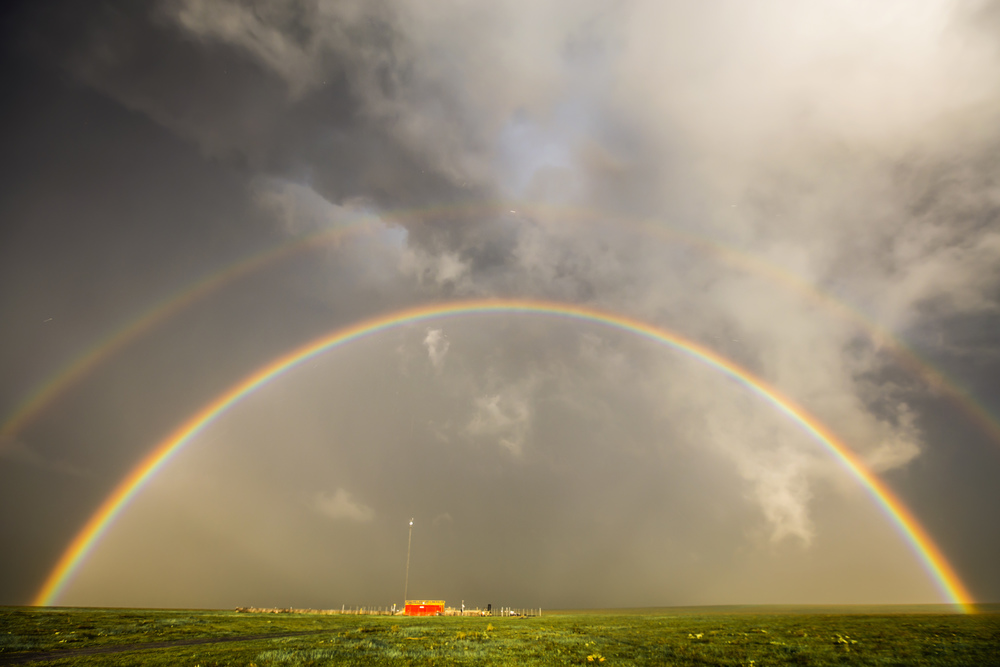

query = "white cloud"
(861, 404), (922, 472)
(740, 453), (815, 546)
(313, 488), (375, 522)
(398, 246), (470, 287)
(423, 328), (450, 371)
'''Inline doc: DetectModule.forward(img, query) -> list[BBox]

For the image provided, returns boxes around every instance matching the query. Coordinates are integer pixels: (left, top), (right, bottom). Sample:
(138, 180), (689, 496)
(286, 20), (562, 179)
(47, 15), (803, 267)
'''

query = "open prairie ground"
(2, 605), (998, 666)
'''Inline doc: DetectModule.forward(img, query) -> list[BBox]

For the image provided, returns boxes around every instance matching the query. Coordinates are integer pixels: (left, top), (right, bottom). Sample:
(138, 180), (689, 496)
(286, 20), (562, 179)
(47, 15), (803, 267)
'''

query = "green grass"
(0, 607), (332, 654)
(2, 606), (998, 666)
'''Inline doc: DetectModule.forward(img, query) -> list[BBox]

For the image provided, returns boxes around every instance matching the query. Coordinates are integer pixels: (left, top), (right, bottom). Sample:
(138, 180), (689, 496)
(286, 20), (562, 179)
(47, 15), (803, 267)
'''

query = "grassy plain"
(1, 605), (998, 666)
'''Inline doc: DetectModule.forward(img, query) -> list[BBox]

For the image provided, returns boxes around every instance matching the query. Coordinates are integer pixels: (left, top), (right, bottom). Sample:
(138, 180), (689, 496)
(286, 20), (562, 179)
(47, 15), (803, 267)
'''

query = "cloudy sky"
(2, 0), (999, 610)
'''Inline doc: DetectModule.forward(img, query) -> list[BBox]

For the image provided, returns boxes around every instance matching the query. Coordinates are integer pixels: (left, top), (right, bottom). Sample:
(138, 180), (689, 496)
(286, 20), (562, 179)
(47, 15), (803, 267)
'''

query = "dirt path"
(0, 629), (330, 664)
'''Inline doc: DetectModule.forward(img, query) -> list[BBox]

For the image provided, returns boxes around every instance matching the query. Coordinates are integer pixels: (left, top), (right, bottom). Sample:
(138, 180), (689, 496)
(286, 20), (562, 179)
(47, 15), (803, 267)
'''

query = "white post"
(404, 518), (414, 607)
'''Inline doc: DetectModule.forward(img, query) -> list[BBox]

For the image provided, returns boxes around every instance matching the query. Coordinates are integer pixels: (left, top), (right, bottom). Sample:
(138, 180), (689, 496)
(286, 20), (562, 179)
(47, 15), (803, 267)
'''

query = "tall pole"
(403, 518), (413, 607)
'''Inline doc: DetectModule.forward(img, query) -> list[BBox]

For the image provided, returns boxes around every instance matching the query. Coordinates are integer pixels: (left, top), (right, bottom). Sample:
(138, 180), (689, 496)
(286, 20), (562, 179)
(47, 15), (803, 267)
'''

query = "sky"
(1, 0), (999, 611)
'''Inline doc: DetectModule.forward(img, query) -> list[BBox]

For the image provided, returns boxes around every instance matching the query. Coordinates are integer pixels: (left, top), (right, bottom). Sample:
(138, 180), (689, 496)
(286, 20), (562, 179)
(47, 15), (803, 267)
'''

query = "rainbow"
(5, 202), (999, 460)
(33, 298), (974, 611)
(538, 205), (1000, 454)
(0, 217), (376, 443)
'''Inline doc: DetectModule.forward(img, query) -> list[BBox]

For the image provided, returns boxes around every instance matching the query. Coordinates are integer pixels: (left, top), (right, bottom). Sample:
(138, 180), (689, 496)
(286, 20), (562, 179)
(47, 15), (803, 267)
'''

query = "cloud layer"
(1, 0), (998, 608)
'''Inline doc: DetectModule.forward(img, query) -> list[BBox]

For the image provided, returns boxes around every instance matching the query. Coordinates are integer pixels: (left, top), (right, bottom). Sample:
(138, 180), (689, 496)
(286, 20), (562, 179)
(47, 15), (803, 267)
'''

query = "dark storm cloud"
(2, 0), (1000, 609)
(16, 0), (631, 261)
(16, 0), (477, 212)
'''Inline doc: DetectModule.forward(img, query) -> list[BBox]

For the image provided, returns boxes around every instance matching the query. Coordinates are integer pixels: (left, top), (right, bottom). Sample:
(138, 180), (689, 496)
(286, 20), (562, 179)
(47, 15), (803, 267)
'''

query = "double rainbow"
(33, 298), (974, 611)
(5, 203), (1000, 458)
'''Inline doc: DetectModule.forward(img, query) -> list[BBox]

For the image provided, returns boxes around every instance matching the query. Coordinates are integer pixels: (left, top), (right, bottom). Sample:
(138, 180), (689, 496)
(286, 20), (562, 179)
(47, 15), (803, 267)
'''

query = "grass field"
(2, 605), (998, 666)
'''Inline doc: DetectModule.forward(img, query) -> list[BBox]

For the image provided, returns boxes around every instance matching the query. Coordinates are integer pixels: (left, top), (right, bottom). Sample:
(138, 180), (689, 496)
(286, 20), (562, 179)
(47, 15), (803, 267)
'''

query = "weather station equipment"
(404, 600), (446, 616)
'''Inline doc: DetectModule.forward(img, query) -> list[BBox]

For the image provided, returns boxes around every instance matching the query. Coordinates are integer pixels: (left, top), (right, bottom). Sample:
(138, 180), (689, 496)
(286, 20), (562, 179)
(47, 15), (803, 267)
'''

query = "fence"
(469, 607), (541, 617)
(236, 605), (542, 617)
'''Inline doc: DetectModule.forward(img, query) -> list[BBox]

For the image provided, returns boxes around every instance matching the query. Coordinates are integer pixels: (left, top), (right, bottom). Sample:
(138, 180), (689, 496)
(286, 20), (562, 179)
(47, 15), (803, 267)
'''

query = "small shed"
(404, 600), (445, 616)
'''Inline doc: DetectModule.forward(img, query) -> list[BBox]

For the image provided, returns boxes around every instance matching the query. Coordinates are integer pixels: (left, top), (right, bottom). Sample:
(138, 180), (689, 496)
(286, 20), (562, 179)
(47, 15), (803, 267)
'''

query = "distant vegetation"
(1, 605), (998, 665)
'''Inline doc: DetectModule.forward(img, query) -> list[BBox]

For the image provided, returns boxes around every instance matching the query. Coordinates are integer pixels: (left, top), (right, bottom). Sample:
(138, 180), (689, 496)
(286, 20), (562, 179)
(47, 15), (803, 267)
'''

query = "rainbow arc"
(33, 298), (974, 611)
(5, 202), (999, 460)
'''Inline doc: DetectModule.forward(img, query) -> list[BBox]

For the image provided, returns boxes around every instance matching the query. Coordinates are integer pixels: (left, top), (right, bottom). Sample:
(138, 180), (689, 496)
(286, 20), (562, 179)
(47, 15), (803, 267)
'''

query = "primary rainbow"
(33, 298), (974, 611)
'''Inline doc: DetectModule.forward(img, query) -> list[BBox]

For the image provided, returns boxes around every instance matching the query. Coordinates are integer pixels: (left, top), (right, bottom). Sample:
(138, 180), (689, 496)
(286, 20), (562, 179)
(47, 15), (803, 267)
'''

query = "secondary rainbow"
(6, 202), (999, 460)
(33, 298), (974, 611)
(0, 219), (374, 442)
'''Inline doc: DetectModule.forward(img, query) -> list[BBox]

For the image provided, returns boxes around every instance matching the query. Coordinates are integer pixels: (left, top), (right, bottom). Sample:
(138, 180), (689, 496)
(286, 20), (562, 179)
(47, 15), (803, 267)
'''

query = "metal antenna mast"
(403, 518), (414, 606)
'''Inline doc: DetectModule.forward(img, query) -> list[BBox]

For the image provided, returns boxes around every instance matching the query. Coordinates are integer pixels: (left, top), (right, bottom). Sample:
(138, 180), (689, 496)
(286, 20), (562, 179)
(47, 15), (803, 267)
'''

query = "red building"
(404, 600), (445, 616)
